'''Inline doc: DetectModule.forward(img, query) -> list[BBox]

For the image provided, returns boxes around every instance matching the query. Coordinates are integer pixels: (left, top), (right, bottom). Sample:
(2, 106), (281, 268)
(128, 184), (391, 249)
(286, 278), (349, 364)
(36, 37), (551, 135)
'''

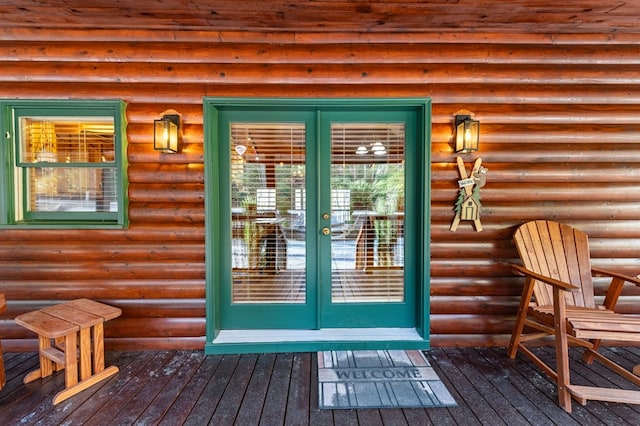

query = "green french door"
(218, 109), (318, 329)
(319, 110), (418, 327)
(209, 100), (428, 332)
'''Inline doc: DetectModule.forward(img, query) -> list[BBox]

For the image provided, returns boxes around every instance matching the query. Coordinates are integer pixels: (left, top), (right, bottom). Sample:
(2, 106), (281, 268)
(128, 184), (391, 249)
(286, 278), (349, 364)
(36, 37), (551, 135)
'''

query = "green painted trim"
(18, 162), (113, 168)
(205, 338), (430, 355)
(204, 97), (431, 109)
(117, 100), (129, 228)
(420, 101), (432, 337)
(0, 223), (127, 230)
(0, 99), (128, 228)
(24, 210), (118, 221)
(204, 102), (221, 342)
(0, 106), (15, 222)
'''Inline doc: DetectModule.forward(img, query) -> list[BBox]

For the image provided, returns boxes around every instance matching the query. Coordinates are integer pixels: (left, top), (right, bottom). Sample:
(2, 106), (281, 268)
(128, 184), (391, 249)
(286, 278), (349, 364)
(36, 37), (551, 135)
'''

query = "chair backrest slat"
(514, 220), (595, 308)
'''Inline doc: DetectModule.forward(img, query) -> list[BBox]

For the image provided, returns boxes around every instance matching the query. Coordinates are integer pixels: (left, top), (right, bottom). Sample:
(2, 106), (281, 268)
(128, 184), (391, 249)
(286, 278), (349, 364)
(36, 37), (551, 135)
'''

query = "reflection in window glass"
(229, 122), (306, 304)
(20, 117), (117, 213)
(330, 123), (405, 303)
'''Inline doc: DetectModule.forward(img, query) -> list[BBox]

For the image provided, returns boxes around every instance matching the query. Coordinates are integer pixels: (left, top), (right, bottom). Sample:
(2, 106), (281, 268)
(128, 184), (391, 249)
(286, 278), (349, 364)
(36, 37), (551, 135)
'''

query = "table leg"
(40, 336), (56, 379)
(23, 336), (55, 383)
(92, 322), (106, 373)
(52, 365), (119, 405)
(78, 327), (92, 380)
(50, 323), (117, 405)
(54, 337), (65, 372)
(63, 332), (78, 389)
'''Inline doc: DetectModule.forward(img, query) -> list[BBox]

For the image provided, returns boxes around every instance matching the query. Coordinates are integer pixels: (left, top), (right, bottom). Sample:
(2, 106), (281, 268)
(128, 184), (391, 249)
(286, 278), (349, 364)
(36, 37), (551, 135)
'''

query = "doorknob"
(322, 227), (331, 236)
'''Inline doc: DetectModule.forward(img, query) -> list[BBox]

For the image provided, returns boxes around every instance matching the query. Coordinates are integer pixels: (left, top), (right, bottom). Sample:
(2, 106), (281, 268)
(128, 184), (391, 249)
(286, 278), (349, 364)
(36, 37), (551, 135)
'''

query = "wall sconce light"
(154, 114), (180, 153)
(455, 115), (480, 153)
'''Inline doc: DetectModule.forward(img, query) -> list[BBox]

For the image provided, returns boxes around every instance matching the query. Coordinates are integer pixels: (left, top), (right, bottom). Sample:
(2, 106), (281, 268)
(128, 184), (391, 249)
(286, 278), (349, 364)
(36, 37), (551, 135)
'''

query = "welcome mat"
(318, 350), (457, 409)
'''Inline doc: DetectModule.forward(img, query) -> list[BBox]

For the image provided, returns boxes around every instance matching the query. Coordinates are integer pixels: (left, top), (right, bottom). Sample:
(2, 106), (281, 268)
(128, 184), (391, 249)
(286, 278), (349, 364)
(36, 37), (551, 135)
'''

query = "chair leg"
(508, 276), (535, 358)
(553, 288), (573, 412)
(507, 315), (525, 358)
(582, 339), (601, 364)
(582, 276), (626, 362)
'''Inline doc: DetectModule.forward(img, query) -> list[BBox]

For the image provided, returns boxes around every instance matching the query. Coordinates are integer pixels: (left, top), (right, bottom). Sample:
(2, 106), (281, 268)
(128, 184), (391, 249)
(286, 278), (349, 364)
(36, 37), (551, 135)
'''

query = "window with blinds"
(0, 100), (126, 227)
(19, 118), (117, 214)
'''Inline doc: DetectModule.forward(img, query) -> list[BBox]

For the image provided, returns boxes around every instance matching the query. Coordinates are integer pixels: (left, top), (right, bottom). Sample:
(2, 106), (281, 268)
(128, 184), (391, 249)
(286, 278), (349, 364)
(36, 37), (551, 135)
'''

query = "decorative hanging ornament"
(450, 156), (486, 232)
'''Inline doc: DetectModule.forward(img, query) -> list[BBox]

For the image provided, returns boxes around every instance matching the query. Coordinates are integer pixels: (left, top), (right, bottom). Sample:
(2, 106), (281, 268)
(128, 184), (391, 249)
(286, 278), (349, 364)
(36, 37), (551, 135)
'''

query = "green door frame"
(203, 98), (431, 354)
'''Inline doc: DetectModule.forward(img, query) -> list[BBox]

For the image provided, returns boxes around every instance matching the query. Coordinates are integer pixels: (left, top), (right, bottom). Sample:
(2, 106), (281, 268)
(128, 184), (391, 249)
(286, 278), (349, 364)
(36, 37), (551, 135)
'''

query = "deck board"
(234, 352), (274, 425)
(184, 354), (240, 424)
(210, 353), (258, 425)
(1, 347), (639, 425)
(286, 353), (311, 425)
(157, 353), (222, 426)
(454, 347), (540, 424)
(429, 348), (497, 425)
(473, 347), (575, 426)
(137, 351), (205, 424)
(260, 353), (293, 425)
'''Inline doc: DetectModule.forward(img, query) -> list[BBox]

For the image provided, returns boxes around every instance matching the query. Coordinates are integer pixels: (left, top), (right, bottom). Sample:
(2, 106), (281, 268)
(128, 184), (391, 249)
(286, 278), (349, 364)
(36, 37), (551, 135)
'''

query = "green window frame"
(0, 100), (128, 228)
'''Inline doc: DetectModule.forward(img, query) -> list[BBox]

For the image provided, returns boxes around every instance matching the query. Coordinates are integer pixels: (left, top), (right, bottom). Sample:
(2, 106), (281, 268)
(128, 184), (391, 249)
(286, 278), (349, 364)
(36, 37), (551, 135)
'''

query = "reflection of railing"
(290, 188), (351, 233)
(232, 214), (287, 272)
(353, 211), (404, 270)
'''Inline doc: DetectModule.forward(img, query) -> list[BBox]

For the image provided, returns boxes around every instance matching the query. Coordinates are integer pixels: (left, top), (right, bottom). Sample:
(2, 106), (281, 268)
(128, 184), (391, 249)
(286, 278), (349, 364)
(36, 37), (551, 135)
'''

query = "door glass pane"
(230, 123), (306, 304)
(330, 123), (405, 302)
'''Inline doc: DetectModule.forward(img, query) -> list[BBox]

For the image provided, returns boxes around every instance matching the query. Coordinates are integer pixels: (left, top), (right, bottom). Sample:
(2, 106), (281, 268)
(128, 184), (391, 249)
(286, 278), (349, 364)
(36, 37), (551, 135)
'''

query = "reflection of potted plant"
(374, 195), (398, 267)
(242, 196), (259, 268)
(243, 195), (257, 216)
(349, 180), (373, 211)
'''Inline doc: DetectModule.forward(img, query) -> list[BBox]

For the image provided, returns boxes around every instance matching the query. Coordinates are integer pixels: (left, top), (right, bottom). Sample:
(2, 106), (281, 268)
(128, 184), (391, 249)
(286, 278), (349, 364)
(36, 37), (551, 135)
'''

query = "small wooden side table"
(15, 299), (121, 404)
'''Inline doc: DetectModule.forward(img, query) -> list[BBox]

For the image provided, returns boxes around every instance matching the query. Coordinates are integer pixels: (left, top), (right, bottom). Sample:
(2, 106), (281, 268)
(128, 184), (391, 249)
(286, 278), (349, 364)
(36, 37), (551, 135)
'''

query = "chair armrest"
(591, 267), (640, 287)
(591, 266), (640, 310)
(512, 264), (578, 292)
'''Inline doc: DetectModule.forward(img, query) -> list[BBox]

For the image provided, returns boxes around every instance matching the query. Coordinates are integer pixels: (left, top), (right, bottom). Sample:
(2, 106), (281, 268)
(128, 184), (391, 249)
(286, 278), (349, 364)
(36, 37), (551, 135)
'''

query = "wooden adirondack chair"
(508, 220), (640, 412)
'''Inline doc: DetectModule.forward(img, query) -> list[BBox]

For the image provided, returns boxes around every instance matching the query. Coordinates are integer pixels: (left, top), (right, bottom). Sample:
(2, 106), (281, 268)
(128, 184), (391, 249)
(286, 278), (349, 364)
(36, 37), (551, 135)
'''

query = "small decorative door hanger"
(450, 156), (488, 232)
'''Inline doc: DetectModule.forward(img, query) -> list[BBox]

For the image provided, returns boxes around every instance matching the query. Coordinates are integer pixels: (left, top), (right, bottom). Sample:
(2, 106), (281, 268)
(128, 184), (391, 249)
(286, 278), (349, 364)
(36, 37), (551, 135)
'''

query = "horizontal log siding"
(1, 31), (639, 350)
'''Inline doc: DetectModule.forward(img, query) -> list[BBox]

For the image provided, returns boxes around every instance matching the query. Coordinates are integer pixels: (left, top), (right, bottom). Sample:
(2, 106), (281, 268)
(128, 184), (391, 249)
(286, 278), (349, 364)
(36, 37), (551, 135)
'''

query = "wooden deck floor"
(1, 346), (639, 425)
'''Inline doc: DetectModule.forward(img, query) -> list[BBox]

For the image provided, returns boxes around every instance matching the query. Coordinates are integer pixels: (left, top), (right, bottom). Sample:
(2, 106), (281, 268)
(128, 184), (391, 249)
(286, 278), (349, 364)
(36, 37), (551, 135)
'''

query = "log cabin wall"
(1, 28), (639, 350)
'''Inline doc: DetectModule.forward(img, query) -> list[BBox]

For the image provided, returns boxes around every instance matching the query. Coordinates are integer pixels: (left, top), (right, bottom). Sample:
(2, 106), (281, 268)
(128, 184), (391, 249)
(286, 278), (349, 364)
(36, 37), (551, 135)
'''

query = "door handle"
(322, 227), (331, 236)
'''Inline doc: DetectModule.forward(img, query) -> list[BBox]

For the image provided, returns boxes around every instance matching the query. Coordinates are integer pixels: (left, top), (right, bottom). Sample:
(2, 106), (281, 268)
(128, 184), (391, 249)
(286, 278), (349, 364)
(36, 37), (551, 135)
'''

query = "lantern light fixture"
(154, 114), (180, 153)
(455, 115), (480, 153)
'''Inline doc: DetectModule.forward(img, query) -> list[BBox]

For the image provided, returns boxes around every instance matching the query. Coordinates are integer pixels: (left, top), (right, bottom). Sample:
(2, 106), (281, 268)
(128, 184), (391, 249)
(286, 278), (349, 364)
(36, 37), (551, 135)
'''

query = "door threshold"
(205, 328), (429, 355)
